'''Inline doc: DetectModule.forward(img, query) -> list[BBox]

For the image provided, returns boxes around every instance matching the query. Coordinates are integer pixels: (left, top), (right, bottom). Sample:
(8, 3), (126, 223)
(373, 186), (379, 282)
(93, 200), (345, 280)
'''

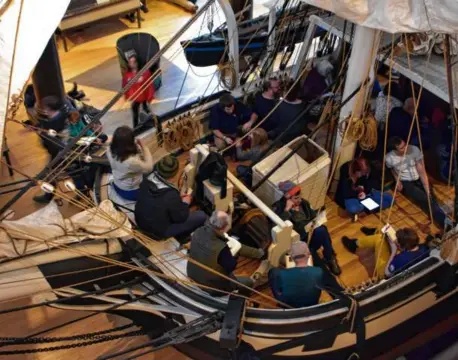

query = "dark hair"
(262, 77), (279, 92)
(284, 79), (301, 102)
(110, 126), (138, 162)
(351, 157), (369, 173)
(396, 228), (419, 250)
(388, 136), (404, 151)
(219, 94), (235, 107)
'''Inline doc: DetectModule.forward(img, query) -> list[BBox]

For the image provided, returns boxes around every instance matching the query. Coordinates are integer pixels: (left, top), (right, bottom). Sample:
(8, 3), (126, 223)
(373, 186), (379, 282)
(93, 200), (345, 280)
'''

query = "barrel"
(116, 32), (162, 90)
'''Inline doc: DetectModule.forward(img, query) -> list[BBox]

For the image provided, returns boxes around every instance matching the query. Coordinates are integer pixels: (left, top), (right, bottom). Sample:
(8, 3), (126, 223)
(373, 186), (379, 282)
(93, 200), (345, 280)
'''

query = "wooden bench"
(59, 0), (142, 52)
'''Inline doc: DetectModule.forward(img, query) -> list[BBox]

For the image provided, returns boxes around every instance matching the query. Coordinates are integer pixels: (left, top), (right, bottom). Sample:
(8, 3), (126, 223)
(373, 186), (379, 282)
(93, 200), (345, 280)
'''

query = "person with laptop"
(386, 137), (447, 228)
(335, 156), (393, 221)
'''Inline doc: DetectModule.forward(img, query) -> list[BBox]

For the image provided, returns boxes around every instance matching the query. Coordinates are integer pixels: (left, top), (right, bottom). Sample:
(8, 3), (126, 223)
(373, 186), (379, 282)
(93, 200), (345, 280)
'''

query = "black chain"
(0, 323), (135, 345)
(0, 329), (145, 355)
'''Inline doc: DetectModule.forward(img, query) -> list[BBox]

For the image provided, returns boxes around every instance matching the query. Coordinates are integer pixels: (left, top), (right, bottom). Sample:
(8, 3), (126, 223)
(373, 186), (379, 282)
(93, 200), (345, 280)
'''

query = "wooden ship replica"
(0, 0), (458, 359)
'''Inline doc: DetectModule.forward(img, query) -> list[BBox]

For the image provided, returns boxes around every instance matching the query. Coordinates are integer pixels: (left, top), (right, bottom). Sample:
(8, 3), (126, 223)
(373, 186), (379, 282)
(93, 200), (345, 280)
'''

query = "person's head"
(403, 97), (415, 116)
(68, 111), (80, 125)
(316, 59), (334, 78)
(209, 210), (231, 233)
(388, 136), (407, 155)
(219, 94), (236, 115)
(154, 155), (179, 179)
(290, 241), (311, 267)
(284, 79), (301, 102)
(351, 157), (370, 178)
(263, 77), (281, 98)
(110, 126), (138, 162)
(127, 55), (139, 71)
(279, 181), (302, 206)
(250, 128), (268, 148)
(396, 228), (420, 251)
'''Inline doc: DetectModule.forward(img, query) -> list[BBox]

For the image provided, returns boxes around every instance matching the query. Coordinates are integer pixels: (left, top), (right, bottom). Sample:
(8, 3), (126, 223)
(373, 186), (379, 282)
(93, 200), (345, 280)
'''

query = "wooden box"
(252, 136), (331, 210)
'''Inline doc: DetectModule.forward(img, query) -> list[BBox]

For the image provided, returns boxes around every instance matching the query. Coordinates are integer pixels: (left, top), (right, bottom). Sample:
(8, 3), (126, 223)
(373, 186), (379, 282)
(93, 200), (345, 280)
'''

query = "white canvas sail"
(0, 0), (71, 152)
(301, 0), (458, 33)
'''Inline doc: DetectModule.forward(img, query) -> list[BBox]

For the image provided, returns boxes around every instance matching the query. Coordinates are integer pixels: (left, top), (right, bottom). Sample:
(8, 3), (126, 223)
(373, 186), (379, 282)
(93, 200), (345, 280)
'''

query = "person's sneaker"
(33, 192), (54, 204)
(351, 213), (358, 222)
(326, 256), (342, 276)
(342, 236), (358, 254)
(360, 226), (377, 236)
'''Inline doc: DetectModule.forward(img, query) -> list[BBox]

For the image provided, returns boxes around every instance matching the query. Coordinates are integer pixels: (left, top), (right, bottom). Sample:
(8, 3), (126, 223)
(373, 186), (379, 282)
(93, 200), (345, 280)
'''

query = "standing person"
(252, 77), (281, 133)
(269, 242), (343, 308)
(274, 181), (341, 275)
(107, 126), (153, 201)
(209, 94), (256, 150)
(122, 55), (154, 128)
(386, 137), (447, 228)
(335, 157), (393, 220)
(187, 210), (254, 295)
(135, 156), (207, 242)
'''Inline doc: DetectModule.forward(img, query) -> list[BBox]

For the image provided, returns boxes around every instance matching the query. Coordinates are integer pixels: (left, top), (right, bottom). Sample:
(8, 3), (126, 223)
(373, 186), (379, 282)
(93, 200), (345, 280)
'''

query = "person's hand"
(224, 137), (234, 145)
(285, 199), (295, 211)
(242, 122), (252, 132)
(358, 192), (366, 200)
(182, 194), (192, 204)
(136, 138), (143, 148)
(395, 182), (403, 192)
(235, 139), (242, 148)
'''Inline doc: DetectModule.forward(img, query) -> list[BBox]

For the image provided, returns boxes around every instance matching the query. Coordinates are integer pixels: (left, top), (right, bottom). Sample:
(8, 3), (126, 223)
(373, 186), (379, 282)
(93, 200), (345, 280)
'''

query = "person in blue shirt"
(342, 227), (429, 278)
(252, 77), (281, 133)
(209, 94), (256, 150)
(269, 241), (342, 308)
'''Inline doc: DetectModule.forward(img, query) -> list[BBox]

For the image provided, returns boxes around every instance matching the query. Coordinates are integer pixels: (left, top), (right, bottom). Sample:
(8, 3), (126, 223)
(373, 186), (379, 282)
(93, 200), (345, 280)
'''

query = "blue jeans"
(164, 210), (208, 243)
(307, 225), (334, 261)
(113, 183), (139, 201)
(344, 190), (393, 215)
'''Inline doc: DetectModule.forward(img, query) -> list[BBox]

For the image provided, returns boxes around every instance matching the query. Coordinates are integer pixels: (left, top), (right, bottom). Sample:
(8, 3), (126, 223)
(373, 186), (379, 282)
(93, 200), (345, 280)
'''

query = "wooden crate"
(252, 136), (331, 210)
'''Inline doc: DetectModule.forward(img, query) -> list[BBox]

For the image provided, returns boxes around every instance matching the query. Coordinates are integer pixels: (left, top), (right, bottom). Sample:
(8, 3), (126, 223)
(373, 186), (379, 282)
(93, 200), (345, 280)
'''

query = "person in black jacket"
(335, 157), (393, 221)
(134, 156), (207, 242)
(273, 181), (341, 276)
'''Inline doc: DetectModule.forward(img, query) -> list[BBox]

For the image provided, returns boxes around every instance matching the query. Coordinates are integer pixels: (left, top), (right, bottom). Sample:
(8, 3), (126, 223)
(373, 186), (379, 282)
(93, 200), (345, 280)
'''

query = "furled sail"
(301, 0), (458, 33)
(0, 0), (71, 152)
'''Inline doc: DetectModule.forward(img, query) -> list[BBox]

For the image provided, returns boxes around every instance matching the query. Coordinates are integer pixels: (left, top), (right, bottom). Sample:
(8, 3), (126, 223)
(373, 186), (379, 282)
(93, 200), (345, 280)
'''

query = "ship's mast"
(335, 25), (380, 166)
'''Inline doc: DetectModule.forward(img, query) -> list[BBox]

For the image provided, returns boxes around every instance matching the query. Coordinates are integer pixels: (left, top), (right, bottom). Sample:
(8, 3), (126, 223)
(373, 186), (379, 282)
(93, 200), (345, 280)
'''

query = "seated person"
(374, 82), (404, 129)
(68, 111), (108, 144)
(342, 227), (429, 278)
(107, 126), (153, 201)
(387, 137), (447, 228)
(274, 181), (341, 275)
(253, 77), (281, 133)
(335, 157), (393, 219)
(209, 94), (256, 150)
(388, 98), (431, 150)
(236, 128), (270, 162)
(269, 80), (307, 143)
(135, 155), (207, 242)
(301, 59), (334, 104)
(269, 241), (343, 308)
(187, 210), (256, 295)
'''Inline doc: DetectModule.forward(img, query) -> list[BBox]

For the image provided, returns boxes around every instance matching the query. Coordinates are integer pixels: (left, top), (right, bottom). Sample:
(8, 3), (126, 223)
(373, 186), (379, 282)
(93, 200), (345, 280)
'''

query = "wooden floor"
(0, 0), (454, 358)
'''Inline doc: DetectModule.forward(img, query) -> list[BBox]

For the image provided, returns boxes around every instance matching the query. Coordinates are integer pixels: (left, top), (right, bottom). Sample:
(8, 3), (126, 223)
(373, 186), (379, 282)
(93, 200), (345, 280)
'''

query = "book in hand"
(361, 197), (379, 211)
(304, 210), (327, 233)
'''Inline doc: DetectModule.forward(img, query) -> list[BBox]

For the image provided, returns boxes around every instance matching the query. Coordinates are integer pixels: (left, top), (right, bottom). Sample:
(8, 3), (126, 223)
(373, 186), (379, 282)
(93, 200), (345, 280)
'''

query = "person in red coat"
(122, 55), (155, 128)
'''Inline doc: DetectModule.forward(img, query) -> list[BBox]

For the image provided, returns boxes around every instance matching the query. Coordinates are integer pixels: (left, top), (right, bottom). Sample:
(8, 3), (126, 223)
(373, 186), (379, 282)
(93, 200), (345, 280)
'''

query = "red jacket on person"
(122, 69), (155, 103)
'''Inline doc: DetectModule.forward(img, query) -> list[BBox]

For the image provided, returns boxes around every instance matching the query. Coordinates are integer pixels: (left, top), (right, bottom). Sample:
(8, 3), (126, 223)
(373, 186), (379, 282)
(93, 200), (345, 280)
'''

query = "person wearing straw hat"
(135, 155), (207, 243)
(274, 181), (341, 276)
(268, 241), (342, 308)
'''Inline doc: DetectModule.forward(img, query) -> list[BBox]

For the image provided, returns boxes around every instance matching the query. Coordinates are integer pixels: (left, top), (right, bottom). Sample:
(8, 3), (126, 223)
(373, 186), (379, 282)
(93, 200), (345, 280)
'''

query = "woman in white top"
(107, 126), (153, 201)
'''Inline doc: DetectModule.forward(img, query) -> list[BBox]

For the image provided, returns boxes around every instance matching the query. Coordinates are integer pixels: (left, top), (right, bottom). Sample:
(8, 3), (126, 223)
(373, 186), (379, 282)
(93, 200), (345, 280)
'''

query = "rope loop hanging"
(218, 62), (237, 90)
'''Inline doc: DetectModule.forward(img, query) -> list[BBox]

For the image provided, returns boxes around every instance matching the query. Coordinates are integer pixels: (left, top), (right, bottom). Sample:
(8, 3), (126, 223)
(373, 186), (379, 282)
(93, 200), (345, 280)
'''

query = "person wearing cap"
(268, 241), (342, 308)
(209, 94), (257, 150)
(187, 210), (258, 295)
(135, 155), (207, 242)
(274, 181), (341, 276)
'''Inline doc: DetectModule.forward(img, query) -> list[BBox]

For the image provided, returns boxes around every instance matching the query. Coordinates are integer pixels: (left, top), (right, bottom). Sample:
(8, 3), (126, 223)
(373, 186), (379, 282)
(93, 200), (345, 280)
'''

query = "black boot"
(360, 226), (377, 236)
(342, 236), (358, 254)
(325, 255), (342, 276)
(33, 191), (54, 204)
